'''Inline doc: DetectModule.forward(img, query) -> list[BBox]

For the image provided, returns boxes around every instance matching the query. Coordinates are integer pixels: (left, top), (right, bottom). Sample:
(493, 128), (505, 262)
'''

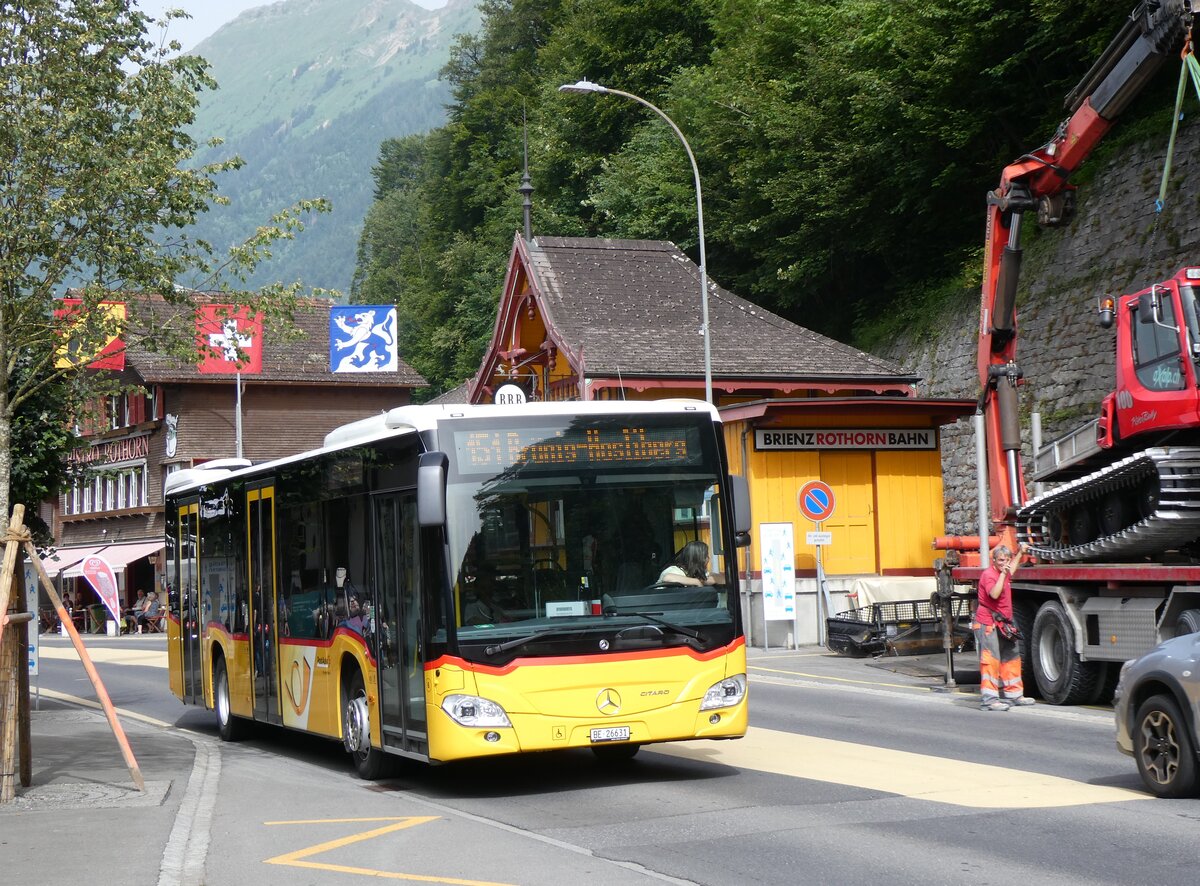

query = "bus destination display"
(454, 425), (702, 474)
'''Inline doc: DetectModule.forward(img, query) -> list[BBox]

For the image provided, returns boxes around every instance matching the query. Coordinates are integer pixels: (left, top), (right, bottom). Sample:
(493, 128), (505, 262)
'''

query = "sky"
(136, 1), (273, 53)
(136, 0), (446, 54)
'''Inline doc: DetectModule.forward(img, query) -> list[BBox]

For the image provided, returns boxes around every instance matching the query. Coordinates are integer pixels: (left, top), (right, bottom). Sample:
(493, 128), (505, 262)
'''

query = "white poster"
(760, 522), (796, 621)
(23, 560), (38, 677)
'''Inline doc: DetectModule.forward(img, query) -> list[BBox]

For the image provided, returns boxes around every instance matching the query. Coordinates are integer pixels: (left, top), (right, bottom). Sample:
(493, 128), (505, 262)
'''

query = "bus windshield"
(441, 414), (736, 663)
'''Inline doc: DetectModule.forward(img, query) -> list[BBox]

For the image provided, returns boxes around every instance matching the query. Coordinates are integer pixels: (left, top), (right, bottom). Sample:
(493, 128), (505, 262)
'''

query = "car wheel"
(1031, 600), (1101, 705)
(342, 670), (390, 780)
(1134, 694), (1200, 798)
(214, 657), (247, 742)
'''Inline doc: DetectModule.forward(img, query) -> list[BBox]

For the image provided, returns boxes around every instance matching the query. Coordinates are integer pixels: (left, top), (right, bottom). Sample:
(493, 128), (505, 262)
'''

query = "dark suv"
(1114, 633), (1200, 798)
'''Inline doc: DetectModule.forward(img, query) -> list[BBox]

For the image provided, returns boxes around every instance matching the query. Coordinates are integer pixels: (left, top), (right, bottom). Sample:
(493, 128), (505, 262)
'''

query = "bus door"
(247, 484), (281, 724)
(174, 501), (203, 704)
(373, 492), (427, 750)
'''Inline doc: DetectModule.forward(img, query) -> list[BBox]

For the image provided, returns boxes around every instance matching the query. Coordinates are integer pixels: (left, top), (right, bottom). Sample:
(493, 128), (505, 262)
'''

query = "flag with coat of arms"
(329, 305), (397, 372)
(54, 298), (126, 370)
(196, 304), (263, 374)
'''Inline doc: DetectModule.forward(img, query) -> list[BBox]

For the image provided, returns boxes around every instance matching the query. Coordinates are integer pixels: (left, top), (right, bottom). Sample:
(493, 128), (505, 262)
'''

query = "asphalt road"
(6, 635), (1198, 886)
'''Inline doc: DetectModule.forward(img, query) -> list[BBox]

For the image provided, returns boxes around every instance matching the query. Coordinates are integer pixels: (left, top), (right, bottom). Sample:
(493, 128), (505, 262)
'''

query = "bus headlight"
(441, 694), (513, 728)
(700, 674), (746, 710)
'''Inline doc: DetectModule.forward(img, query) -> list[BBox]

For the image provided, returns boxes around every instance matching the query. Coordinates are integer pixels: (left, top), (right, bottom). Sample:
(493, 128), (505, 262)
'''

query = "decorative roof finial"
(519, 104), (534, 242)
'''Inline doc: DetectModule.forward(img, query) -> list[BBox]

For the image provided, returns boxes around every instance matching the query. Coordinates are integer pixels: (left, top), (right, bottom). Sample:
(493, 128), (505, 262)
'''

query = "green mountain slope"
(187, 0), (481, 293)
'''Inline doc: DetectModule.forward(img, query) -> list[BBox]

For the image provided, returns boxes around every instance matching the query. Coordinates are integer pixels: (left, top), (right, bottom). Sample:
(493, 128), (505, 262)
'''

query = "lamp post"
(558, 80), (713, 405)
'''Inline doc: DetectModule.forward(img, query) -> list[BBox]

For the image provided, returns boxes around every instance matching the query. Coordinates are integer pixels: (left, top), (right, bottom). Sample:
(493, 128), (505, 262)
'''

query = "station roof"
(523, 237), (918, 386)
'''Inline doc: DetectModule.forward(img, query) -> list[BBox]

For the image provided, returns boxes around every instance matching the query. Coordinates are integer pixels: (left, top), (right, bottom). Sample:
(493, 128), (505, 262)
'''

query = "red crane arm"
(976, 1), (1194, 539)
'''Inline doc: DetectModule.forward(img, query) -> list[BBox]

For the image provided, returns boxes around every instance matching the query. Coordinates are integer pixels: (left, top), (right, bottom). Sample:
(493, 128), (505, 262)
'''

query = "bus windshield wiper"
(605, 610), (704, 641)
(483, 628), (582, 656)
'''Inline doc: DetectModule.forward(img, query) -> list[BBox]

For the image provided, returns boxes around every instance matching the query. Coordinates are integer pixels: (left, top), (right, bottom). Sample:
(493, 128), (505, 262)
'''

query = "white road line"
(39, 646), (167, 667)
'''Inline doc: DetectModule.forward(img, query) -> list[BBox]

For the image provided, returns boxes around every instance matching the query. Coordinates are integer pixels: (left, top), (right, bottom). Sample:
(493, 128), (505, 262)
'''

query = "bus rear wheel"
(214, 657), (248, 742)
(342, 670), (390, 780)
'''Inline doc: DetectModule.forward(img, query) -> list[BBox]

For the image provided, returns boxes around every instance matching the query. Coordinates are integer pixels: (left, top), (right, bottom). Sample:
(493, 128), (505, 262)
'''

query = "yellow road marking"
(749, 664), (926, 691)
(655, 726), (1149, 809)
(39, 645), (167, 667)
(264, 816), (515, 885)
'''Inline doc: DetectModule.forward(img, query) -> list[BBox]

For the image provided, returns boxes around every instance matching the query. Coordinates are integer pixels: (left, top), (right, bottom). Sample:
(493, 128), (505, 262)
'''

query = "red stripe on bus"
(425, 635), (745, 676)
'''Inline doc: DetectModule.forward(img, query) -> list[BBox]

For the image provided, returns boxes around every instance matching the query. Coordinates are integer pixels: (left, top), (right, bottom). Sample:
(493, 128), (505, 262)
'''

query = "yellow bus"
(164, 400), (750, 777)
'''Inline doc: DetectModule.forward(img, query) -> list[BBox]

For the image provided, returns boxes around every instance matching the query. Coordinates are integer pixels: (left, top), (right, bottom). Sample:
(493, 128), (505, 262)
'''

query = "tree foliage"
(0, 0), (330, 524)
(355, 0), (1173, 394)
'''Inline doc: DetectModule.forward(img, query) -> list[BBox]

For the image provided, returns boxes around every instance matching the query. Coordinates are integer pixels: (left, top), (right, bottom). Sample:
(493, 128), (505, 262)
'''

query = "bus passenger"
(340, 593), (366, 635)
(657, 541), (713, 587)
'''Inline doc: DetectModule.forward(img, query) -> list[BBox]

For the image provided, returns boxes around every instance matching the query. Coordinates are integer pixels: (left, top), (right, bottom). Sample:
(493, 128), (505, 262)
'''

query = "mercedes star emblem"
(596, 688), (622, 715)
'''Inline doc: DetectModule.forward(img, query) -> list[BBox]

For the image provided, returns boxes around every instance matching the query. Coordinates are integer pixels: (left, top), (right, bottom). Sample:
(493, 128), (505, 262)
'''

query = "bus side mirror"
(417, 451), (448, 527)
(730, 474), (751, 546)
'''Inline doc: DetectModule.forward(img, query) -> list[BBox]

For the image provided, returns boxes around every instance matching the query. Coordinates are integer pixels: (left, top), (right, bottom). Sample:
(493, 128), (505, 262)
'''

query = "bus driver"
(657, 541), (714, 587)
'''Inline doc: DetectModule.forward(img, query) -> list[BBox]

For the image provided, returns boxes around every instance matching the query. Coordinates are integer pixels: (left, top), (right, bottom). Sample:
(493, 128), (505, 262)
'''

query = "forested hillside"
(185, 0), (482, 294)
(352, 0), (1183, 397)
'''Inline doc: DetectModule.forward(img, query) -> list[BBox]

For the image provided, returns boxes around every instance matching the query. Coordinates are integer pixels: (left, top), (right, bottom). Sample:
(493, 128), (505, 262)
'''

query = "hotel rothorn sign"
(68, 433), (151, 465)
(755, 428), (937, 451)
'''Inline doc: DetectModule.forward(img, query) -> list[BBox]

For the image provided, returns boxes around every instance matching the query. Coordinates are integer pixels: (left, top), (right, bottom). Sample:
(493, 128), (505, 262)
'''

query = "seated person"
(657, 541), (715, 587)
(124, 589), (148, 634)
(136, 591), (162, 633)
(339, 593), (366, 635)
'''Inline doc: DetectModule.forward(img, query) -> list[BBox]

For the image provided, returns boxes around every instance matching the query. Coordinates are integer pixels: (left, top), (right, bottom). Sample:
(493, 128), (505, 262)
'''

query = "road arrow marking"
(263, 817), (516, 885)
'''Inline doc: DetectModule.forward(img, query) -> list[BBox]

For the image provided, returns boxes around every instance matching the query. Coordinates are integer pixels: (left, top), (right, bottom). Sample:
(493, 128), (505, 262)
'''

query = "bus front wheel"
(342, 670), (390, 780)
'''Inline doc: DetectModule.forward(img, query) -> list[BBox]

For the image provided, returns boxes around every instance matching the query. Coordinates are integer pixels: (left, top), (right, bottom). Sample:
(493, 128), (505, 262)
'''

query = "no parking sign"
(798, 480), (836, 523)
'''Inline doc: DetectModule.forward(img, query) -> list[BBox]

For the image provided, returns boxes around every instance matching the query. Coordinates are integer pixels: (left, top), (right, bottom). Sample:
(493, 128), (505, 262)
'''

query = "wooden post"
(0, 505), (26, 803)
(0, 504), (24, 655)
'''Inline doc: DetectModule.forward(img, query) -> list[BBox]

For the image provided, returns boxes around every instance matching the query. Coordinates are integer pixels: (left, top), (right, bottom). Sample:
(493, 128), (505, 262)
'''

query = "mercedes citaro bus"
(164, 400), (750, 777)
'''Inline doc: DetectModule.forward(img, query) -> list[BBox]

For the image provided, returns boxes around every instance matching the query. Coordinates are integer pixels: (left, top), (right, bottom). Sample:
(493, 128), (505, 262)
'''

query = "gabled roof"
(125, 297), (426, 387)
(524, 237), (913, 383)
(426, 380), (471, 404)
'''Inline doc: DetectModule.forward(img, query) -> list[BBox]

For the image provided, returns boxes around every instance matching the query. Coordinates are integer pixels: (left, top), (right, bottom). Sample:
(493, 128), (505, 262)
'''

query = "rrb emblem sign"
(494, 383), (526, 405)
(798, 480), (836, 522)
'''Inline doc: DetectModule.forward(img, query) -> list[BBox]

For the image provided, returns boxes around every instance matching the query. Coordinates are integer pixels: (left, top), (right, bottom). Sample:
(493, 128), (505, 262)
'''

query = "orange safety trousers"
(973, 621), (1025, 703)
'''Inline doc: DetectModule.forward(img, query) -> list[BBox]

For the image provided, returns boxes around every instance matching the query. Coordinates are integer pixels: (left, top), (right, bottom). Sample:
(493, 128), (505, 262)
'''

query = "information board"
(760, 522), (796, 621)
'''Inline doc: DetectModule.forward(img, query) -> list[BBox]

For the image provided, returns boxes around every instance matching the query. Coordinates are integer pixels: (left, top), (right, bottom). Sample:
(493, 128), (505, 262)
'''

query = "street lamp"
(558, 80), (713, 405)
